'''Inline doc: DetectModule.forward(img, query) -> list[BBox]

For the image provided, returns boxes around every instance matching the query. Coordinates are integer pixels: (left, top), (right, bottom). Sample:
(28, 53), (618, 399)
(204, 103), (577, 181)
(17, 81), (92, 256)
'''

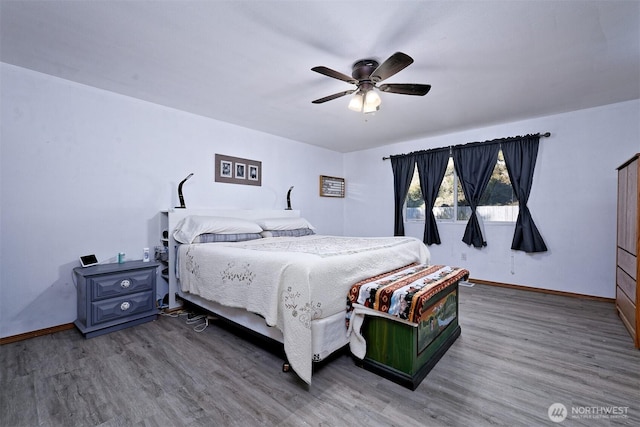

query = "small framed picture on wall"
(220, 159), (233, 178)
(319, 175), (345, 197)
(235, 163), (246, 179)
(215, 154), (261, 186)
(248, 165), (259, 181)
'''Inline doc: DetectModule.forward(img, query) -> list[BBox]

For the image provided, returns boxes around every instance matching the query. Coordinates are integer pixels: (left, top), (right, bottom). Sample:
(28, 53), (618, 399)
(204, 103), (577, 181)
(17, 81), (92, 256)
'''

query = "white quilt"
(178, 235), (429, 384)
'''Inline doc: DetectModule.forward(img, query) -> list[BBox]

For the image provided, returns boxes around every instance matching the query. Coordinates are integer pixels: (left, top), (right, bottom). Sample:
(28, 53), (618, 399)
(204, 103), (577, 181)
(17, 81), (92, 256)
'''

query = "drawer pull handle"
(120, 279), (131, 289)
(120, 301), (131, 311)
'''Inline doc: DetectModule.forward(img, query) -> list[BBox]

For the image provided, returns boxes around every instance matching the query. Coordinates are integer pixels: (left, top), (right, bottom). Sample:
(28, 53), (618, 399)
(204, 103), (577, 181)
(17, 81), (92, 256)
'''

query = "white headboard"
(161, 208), (301, 309)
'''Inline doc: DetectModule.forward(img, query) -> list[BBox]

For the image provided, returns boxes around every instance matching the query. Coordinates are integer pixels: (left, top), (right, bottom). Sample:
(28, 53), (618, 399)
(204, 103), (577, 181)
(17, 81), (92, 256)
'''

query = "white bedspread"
(178, 235), (429, 384)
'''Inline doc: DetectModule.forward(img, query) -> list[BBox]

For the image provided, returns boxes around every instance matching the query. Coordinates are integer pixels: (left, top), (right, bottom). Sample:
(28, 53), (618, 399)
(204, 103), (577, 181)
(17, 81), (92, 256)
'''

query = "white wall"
(344, 100), (640, 299)
(2, 62), (638, 339)
(0, 63), (344, 338)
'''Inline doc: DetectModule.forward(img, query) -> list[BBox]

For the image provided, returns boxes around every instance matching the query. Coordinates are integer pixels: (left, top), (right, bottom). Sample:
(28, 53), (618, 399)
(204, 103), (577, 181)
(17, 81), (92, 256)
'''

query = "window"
(406, 150), (518, 222)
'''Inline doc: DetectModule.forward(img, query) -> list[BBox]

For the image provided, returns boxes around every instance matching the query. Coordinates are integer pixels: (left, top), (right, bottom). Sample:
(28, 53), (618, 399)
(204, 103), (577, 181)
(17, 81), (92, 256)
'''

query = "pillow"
(255, 217), (315, 231)
(260, 228), (316, 238)
(193, 233), (263, 243)
(173, 216), (263, 244)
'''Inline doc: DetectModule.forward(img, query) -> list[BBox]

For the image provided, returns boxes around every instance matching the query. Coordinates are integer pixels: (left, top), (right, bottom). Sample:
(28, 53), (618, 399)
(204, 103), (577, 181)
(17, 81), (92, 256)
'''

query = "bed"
(162, 209), (429, 384)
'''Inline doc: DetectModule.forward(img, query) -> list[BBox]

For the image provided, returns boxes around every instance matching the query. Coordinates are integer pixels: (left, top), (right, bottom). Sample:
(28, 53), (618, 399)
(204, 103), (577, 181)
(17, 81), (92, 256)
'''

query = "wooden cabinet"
(74, 261), (159, 338)
(616, 154), (639, 348)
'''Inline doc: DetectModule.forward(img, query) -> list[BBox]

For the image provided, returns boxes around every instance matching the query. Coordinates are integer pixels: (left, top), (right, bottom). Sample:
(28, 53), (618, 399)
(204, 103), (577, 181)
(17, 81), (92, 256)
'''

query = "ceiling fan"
(311, 52), (431, 113)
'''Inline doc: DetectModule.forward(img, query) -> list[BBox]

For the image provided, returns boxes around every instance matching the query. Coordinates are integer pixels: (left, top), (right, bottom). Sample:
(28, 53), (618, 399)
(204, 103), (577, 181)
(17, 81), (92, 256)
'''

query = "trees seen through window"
(406, 151), (518, 222)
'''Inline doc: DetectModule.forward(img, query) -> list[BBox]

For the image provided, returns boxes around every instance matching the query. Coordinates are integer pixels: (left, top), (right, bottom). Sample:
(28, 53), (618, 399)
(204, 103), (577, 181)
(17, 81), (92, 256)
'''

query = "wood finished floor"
(1, 284), (639, 427)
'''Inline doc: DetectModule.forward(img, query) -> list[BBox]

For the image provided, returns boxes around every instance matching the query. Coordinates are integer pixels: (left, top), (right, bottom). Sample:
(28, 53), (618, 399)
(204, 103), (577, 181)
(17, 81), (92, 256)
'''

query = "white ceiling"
(1, 1), (639, 153)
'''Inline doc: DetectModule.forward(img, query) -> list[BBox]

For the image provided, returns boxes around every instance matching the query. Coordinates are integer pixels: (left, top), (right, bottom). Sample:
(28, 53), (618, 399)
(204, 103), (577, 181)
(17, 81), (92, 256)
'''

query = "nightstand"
(74, 260), (159, 338)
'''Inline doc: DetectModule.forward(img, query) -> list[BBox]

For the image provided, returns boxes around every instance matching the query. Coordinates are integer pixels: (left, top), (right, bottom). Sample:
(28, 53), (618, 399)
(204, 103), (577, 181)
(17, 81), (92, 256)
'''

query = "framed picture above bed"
(215, 154), (261, 186)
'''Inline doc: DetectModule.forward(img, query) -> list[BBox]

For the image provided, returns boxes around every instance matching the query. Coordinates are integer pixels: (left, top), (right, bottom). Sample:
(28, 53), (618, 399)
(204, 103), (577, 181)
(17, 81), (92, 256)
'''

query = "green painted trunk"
(360, 286), (460, 389)
(364, 317), (459, 375)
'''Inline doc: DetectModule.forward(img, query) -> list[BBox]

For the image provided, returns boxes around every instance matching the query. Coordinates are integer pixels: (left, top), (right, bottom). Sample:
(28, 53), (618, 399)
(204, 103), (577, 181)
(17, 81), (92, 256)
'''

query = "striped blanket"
(346, 263), (469, 326)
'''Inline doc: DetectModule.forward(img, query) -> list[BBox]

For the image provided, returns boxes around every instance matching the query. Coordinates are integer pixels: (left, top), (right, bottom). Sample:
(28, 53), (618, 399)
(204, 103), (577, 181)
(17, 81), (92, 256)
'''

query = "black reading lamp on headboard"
(176, 173), (194, 209)
(286, 186), (294, 210)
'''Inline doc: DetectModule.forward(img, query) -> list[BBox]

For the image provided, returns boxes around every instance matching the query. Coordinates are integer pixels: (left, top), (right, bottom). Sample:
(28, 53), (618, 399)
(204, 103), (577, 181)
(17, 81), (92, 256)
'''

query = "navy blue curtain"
(416, 149), (450, 245)
(501, 136), (548, 253)
(453, 142), (500, 247)
(390, 154), (415, 236)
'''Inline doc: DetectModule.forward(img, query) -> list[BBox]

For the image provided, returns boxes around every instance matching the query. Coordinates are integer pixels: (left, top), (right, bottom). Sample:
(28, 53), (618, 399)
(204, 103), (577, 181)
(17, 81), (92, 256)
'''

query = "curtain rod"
(381, 132), (551, 161)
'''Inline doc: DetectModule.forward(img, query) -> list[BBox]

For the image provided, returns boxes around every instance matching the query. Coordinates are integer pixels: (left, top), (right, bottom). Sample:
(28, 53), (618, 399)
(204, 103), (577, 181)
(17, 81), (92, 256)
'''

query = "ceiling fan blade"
(312, 90), (355, 104)
(311, 66), (357, 84)
(370, 52), (414, 83)
(378, 83), (431, 96)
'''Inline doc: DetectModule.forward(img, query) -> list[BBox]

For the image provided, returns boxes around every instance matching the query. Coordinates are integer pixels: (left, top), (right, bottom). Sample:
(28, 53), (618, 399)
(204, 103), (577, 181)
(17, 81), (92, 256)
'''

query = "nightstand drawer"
(90, 269), (154, 300)
(92, 291), (155, 325)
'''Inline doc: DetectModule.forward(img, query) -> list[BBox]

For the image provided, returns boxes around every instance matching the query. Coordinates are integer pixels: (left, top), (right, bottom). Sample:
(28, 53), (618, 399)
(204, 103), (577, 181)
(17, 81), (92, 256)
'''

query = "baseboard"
(469, 278), (615, 303)
(0, 323), (75, 345)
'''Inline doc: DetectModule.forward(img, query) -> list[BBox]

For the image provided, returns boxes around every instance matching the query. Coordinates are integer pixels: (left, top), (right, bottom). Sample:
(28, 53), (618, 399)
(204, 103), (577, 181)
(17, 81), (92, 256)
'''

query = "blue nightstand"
(74, 260), (159, 338)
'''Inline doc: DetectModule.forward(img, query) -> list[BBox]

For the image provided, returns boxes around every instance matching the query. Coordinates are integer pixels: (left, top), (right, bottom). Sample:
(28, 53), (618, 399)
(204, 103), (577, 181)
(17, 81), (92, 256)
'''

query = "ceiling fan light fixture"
(363, 103), (380, 114)
(312, 52), (429, 112)
(348, 92), (364, 112)
(363, 90), (381, 113)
